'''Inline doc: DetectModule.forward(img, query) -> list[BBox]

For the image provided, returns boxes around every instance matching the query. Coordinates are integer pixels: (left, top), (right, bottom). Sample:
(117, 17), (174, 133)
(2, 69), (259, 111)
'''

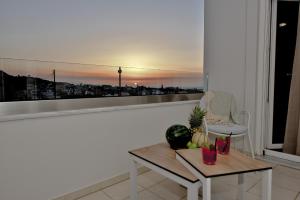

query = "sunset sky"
(0, 0), (204, 88)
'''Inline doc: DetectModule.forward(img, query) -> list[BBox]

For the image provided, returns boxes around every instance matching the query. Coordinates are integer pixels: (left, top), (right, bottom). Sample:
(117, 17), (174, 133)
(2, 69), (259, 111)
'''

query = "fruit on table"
(189, 105), (206, 129)
(192, 128), (209, 148)
(166, 125), (192, 150)
(191, 143), (198, 149)
(187, 142), (198, 149)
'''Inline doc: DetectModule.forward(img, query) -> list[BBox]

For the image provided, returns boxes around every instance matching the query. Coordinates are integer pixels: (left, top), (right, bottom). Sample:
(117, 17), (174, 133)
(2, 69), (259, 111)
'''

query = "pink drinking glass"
(216, 137), (231, 155)
(202, 147), (217, 165)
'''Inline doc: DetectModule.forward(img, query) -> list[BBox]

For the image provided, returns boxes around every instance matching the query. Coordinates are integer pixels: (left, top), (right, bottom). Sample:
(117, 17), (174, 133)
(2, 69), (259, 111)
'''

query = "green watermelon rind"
(165, 124), (192, 150)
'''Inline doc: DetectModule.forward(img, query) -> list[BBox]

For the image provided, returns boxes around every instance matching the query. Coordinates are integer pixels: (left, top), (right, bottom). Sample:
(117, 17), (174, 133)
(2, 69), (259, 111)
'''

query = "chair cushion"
(207, 123), (247, 135)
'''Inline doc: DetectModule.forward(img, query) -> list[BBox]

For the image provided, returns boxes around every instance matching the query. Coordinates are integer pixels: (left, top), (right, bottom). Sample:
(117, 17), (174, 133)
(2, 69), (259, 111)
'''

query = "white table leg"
(262, 169), (272, 200)
(238, 174), (245, 200)
(187, 183), (199, 200)
(202, 178), (211, 200)
(130, 158), (138, 200)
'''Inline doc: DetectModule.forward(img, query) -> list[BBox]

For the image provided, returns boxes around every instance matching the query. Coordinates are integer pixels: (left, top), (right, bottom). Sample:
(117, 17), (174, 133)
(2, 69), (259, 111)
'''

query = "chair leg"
(247, 132), (255, 159)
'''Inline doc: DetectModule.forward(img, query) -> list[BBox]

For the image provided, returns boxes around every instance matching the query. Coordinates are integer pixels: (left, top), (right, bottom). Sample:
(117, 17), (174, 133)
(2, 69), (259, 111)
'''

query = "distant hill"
(0, 70), (54, 101)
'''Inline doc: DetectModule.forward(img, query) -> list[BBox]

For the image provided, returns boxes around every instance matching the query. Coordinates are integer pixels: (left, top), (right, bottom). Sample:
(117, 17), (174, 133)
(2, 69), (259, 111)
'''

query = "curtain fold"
(283, 11), (300, 155)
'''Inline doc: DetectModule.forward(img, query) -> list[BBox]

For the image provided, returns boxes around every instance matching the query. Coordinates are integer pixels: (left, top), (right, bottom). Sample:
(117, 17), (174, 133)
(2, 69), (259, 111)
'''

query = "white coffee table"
(128, 143), (201, 200)
(176, 148), (273, 200)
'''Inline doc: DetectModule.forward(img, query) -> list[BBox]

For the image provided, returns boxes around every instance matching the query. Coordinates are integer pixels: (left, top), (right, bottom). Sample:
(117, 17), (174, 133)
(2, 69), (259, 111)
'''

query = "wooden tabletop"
(129, 143), (198, 183)
(176, 148), (272, 178)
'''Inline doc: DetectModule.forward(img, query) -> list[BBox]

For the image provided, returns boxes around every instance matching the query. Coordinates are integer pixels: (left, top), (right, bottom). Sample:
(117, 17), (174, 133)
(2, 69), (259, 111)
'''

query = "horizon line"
(0, 69), (203, 89)
(0, 57), (202, 74)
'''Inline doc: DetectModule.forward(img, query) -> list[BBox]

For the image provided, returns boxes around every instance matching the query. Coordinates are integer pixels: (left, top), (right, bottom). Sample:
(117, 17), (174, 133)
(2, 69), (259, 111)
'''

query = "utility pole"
(53, 69), (56, 99)
(118, 67), (122, 96)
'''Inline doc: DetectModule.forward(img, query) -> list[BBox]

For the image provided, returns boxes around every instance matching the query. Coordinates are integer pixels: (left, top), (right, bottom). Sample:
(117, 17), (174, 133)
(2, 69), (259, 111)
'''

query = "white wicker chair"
(200, 94), (255, 158)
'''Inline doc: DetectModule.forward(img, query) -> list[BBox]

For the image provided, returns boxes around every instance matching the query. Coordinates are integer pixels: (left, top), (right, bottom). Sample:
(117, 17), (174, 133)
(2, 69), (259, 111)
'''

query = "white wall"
(205, 0), (247, 108)
(0, 102), (198, 200)
(205, 0), (260, 152)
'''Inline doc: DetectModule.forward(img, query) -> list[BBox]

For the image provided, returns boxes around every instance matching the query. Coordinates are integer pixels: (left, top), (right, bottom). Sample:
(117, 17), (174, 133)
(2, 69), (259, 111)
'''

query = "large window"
(0, 0), (204, 114)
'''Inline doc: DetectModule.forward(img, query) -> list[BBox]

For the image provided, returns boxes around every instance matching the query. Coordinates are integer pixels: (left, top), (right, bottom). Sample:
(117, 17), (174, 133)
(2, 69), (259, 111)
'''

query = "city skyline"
(0, 68), (203, 102)
(0, 58), (203, 88)
(0, 0), (204, 88)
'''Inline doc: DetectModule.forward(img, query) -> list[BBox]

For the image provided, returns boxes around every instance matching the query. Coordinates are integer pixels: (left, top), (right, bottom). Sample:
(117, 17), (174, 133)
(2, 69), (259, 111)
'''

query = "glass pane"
(0, 58), (203, 102)
(272, 1), (299, 144)
(0, 0), (204, 105)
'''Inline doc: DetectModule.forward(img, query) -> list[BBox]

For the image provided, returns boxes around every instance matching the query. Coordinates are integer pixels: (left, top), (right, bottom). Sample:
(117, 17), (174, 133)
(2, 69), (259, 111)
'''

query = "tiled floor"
(78, 164), (300, 200)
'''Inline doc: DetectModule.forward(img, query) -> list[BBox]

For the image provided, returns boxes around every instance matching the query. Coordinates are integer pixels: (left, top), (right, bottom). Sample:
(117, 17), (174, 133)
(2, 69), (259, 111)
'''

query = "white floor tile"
(149, 179), (186, 200)
(174, 192), (259, 200)
(245, 192), (260, 200)
(211, 181), (238, 200)
(78, 191), (111, 200)
(78, 163), (300, 200)
(138, 190), (164, 200)
(274, 165), (300, 179)
(214, 173), (260, 191)
(248, 181), (298, 200)
(180, 196), (202, 200)
(138, 170), (166, 188)
(102, 180), (143, 200)
(272, 171), (300, 192)
(124, 190), (164, 200)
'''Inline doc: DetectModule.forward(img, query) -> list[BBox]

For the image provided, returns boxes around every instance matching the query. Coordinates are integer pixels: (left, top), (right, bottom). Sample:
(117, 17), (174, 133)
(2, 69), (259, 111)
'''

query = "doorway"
(266, 0), (300, 161)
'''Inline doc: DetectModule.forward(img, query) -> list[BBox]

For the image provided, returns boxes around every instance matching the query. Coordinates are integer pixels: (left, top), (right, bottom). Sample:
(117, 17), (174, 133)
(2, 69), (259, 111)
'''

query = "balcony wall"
(0, 101), (198, 200)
